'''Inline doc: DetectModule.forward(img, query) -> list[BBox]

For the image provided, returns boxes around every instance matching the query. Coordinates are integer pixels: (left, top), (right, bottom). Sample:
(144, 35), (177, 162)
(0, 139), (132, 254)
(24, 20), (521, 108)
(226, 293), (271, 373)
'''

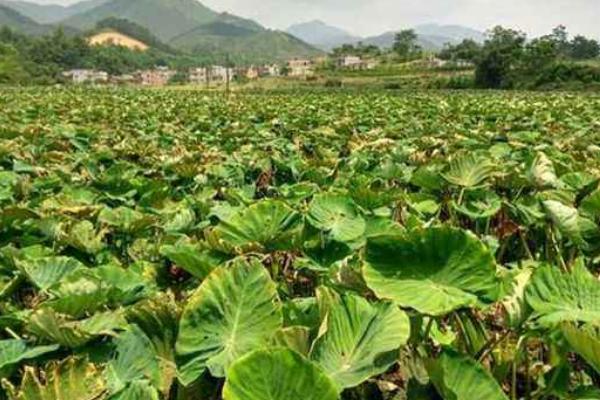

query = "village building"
(189, 67), (209, 84)
(336, 55), (379, 71)
(189, 66), (234, 84)
(260, 64), (280, 77)
(337, 55), (364, 69)
(88, 31), (149, 51)
(111, 74), (138, 85)
(62, 69), (108, 84)
(287, 58), (314, 77)
(246, 66), (260, 80)
(139, 66), (176, 86)
(210, 65), (234, 82)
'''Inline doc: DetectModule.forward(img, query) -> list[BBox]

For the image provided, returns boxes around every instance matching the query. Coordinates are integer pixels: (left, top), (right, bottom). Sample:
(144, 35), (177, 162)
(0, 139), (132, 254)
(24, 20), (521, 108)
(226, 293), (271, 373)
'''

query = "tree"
(0, 42), (28, 84)
(474, 26), (526, 89)
(331, 42), (381, 58)
(522, 36), (560, 73)
(547, 25), (570, 57)
(569, 35), (600, 60)
(439, 39), (481, 62)
(393, 29), (421, 59)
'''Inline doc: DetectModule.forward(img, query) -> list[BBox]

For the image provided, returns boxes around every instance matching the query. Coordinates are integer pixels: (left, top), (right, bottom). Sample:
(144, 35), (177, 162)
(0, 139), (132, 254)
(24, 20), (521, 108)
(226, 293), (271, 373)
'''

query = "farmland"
(0, 87), (599, 399)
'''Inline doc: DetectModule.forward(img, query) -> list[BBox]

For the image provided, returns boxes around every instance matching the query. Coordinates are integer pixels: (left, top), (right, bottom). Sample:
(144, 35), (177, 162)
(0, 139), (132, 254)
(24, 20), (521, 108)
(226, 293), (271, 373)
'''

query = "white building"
(287, 59), (314, 77)
(189, 66), (234, 84)
(62, 69), (108, 84)
(139, 66), (176, 86)
(338, 55), (364, 69)
(262, 64), (280, 77)
(337, 56), (379, 70)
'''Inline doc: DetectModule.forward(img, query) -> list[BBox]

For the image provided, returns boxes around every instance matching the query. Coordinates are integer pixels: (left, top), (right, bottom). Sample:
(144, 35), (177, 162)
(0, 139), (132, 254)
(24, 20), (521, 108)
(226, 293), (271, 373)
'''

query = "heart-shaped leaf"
(364, 226), (501, 316)
(176, 259), (282, 384)
(223, 349), (339, 400)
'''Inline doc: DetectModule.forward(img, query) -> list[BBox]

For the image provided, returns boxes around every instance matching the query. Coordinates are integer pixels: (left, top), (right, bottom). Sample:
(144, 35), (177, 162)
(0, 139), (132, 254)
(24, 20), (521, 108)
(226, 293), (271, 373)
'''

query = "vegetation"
(392, 29), (422, 59)
(437, 25), (600, 89)
(0, 87), (598, 399)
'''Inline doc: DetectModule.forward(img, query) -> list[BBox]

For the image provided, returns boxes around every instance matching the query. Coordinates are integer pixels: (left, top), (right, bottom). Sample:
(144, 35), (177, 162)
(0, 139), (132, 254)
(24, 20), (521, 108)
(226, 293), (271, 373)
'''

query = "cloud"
(25, 0), (600, 38)
(201, 0), (600, 38)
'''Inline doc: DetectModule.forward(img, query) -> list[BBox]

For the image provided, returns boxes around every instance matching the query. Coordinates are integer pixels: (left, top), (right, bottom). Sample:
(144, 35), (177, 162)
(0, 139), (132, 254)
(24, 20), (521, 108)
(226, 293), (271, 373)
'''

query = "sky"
(28, 0), (600, 39)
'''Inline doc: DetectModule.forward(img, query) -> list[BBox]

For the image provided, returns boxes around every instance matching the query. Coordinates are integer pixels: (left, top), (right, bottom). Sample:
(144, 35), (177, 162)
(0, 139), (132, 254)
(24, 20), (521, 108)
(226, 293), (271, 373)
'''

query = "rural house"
(337, 56), (379, 70)
(337, 55), (364, 69)
(139, 67), (176, 86)
(261, 64), (280, 77)
(287, 58), (314, 77)
(246, 66), (260, 79)
(189, 66), (234, 84)
(62, 69), (108, 84)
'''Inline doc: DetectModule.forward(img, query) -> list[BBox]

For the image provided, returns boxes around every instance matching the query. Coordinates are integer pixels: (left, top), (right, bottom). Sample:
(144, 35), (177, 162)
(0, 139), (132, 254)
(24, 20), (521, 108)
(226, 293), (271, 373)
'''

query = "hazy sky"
(29, 0), (600, 38)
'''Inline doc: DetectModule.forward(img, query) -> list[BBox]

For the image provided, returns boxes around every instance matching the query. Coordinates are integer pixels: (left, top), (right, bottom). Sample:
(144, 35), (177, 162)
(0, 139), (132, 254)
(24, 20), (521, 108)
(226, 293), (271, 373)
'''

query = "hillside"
(414, 24), (486, 43)
(363, 24), (486, 50)
(0, 4), (49, 34)
(285, 20), (486, 51)
(61, 0), (320, 62)
(361, 31), (441, 51)
(1, 0), (324, 63)
(287, 20), (360, 51)
(93, 17), (175, 53)
(62, 0), (219, 41)
(0, 0), (107, 24)
(172, 25), (322, 64)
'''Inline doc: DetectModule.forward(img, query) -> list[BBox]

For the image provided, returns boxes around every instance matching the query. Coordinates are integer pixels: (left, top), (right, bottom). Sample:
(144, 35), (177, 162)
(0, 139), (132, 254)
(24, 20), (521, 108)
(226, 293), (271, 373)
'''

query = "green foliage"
(223, 349), (339, 400)
(474, 25), (600, 89)
(439, 39), (481, 62)
(0, 42), (28, 83)
(94, 17), (176, 53)
(393, 29), (422, 60)
(475, 26), (526, 88)
(0, 87), (598, 399)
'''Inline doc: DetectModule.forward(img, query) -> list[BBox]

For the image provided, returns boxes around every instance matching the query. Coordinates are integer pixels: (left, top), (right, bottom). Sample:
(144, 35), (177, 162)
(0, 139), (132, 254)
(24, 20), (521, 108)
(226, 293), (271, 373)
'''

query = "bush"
(383, 82), (402, 90)
(324, 79), (342, 88)
(527, 63), (600, 90)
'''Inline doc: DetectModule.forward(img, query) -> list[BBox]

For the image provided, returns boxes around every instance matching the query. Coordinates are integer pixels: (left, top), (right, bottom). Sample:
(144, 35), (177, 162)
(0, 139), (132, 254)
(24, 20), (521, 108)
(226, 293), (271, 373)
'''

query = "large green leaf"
(207, 200), (302, 253)
(98, 207), (155, 234)
(176, 259), (282, 384)
(443, 153), (496, 188)
(364, 226), (501, 315)
(527, 152), (560, 189)
(222, 349), (339, 400)
(106, 325), (168, 398)
(427, 349), (508, 400)
(310, 288), (410, 390)
(160, 242), (227, 279)
(27, 308), (126, 348)
(581, 189), (600, 219)
(2, 357), (106, 400)
(0, 340), (58, 378)
(125, 294), (179, 392)
(16, 256), (84, 291)
(543, 200), (600, 254)
(307, 194), (366, 243)
(562, 324), (600, 373)
(525, 262), (600, 328)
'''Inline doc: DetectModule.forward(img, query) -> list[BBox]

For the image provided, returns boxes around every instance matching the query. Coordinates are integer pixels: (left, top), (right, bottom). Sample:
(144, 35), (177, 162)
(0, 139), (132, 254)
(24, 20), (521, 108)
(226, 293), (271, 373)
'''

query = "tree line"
(331, 25), (600, 90)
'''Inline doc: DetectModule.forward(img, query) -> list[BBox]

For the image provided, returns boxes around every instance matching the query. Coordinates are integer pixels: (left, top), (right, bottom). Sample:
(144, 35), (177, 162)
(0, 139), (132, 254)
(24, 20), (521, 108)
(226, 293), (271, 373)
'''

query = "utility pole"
(225, 54), (231, 95)
(205, 64), (210, 90)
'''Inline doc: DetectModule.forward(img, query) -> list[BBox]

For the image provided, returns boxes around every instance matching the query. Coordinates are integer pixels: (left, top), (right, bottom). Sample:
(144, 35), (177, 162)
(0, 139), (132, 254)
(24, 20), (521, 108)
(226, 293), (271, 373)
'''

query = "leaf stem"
(476, 330), (511, 362)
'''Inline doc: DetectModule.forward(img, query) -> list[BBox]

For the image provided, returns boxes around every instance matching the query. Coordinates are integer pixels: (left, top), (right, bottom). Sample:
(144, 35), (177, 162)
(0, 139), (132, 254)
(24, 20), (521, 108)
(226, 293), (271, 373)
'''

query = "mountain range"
(286, 20), (486, 51)
(0, 0), (487, 62)
(0, 0), (321, 63)
(287, 20), (361, 51)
